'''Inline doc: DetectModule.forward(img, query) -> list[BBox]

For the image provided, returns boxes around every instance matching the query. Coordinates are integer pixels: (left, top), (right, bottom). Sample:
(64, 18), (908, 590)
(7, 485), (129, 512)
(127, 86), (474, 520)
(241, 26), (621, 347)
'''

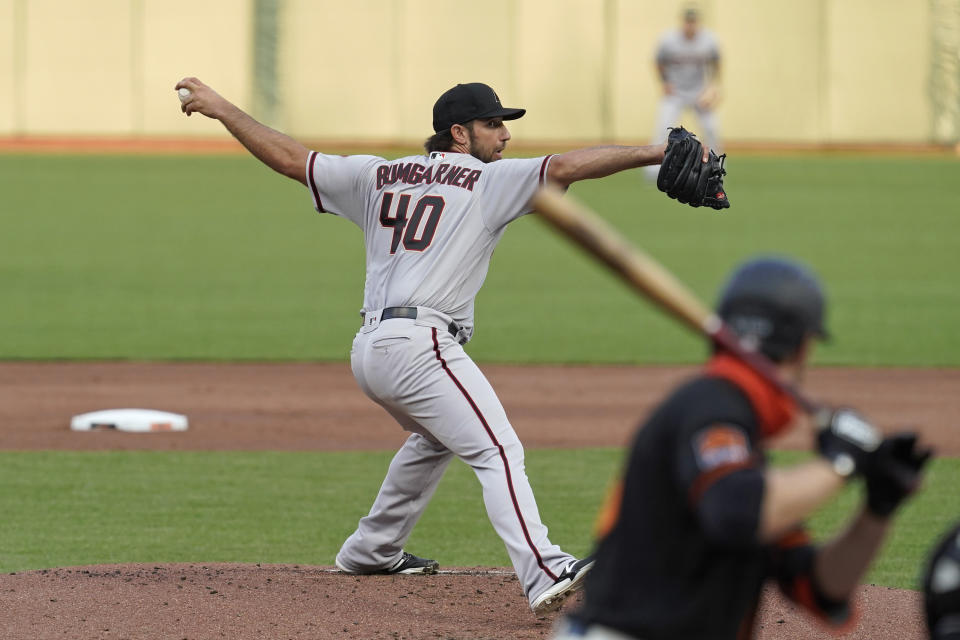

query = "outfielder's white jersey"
(306, 150), (553, 338)
(655, 28), (720, 100)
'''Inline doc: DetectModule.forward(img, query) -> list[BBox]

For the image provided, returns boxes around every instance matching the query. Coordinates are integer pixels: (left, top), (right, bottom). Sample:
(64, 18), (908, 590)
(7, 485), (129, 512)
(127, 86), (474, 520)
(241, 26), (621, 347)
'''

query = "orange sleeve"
(593, 480), (624, 540)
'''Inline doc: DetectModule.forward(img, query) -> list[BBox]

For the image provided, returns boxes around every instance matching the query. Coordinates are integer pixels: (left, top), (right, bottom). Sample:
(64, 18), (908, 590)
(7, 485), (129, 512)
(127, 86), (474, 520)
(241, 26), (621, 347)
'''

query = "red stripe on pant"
(431, 327), (559, 582)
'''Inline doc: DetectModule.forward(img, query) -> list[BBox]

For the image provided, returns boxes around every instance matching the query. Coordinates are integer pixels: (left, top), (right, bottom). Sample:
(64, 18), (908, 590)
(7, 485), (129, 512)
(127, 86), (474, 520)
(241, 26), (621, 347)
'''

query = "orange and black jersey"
(572, 356), (851, 640)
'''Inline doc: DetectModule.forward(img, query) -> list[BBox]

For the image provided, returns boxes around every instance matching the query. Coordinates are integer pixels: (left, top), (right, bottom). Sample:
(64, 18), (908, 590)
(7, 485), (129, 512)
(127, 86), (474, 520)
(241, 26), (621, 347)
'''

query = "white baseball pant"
(335, 308), (574, 605)
(644, 93), (721, 181)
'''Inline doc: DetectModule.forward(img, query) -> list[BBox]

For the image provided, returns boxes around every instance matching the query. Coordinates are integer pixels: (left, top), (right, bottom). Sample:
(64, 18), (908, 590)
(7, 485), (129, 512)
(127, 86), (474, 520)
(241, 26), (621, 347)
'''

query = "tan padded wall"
(610, 0), (688, 143)
(19, 0), (137, 134)
(0, 0), (15, 132)
(280, 1), (398, 141)
(512, 0), (607, 141)
(0, 0), (937, 144)
(140, 0), (253, 136)
(714, 2), (828, 143)
(825, 0), (930, 142)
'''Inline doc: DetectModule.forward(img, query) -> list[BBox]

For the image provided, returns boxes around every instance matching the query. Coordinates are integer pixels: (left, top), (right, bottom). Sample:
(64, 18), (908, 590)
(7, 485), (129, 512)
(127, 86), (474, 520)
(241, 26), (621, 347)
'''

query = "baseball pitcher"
(176, 77), (714, 614)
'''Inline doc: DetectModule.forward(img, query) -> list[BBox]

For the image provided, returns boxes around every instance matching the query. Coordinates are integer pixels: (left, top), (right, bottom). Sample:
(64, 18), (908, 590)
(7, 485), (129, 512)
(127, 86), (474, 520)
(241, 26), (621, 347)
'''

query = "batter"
(176, 77), (681, 614)
(552, 258), (932, 639)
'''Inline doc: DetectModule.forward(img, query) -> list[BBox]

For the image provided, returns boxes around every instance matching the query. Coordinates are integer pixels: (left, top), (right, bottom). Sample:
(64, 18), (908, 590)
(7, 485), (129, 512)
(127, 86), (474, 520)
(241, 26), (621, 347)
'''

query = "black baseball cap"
(432, 83), (526, 133)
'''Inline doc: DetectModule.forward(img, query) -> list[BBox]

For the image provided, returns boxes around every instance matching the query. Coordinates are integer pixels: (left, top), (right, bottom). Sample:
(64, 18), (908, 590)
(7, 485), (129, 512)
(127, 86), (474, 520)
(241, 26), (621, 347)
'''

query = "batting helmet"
(716, 256), (829, 362)
(924, 522), (960, 640)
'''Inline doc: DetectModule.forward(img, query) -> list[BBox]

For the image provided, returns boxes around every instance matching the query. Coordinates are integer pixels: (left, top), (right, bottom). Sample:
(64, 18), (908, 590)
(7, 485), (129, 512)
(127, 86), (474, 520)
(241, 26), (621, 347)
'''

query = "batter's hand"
(175, 77), (230, 119)
(864, 432), (933, 517)
(815, 408), (881, 478)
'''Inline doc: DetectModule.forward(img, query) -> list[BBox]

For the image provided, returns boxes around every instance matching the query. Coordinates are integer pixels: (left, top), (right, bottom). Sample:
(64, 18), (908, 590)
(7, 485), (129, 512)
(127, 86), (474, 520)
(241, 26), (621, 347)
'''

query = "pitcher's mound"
(0, 563), (925, 639)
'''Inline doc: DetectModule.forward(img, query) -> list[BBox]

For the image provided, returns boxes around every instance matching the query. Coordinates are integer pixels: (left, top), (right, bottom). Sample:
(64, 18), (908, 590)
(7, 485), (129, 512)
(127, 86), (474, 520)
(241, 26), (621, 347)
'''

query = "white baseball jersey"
(306, 150), (553, 338)
(655, 28), (720, 99)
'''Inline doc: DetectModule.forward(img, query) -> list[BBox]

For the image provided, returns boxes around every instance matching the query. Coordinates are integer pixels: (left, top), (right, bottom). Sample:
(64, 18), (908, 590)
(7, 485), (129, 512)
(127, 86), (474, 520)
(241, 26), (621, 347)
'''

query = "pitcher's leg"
(340, 322), (456, 572)
(465, 432), (575, 602)
(419, 330), (575, 602)
(336, 433), (453, 571)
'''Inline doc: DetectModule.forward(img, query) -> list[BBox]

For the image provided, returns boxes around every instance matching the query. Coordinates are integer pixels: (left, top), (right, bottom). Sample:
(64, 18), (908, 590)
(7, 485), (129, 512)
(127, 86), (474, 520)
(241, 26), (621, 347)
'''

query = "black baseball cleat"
(531, 556), (595, 615)
(381, 551), (439, 575)
(336, 551), (439, 575)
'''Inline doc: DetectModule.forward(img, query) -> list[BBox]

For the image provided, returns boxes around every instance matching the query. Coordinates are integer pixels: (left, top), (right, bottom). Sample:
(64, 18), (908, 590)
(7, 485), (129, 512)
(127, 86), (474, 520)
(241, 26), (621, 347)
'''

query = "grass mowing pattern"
(1, 155), (364, 360)
(1, 449), (955, 590)
(2, 153), (958, 364)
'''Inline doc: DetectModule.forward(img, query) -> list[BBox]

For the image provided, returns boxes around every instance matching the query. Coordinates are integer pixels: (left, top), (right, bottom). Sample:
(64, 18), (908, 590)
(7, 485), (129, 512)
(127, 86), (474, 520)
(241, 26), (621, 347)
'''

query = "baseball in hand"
(178, 87), (192, 102)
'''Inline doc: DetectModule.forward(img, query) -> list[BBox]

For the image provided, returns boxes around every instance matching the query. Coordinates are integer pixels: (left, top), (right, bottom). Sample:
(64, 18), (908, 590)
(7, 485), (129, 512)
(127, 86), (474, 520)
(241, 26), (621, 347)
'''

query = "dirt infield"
(2, 362), (958, 454)
(2, 361), (955, 639)
(0, 565), (927, 640)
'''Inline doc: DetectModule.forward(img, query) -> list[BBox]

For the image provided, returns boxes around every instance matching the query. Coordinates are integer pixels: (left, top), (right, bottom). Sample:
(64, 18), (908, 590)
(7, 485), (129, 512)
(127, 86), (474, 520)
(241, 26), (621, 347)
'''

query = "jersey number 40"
(378, 192), (446, 254)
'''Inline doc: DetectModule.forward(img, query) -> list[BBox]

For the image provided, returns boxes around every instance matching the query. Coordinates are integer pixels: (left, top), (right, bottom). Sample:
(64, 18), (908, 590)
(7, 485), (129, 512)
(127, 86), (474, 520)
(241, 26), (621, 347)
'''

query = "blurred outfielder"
(644, 7), (723, 182)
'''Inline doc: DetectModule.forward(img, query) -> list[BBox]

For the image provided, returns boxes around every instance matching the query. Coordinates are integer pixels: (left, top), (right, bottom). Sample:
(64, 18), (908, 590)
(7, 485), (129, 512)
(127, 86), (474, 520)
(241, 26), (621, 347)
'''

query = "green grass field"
(1, 152), (957, 364)
(1, 151), (957, 591)
(0, 448), (954, 590)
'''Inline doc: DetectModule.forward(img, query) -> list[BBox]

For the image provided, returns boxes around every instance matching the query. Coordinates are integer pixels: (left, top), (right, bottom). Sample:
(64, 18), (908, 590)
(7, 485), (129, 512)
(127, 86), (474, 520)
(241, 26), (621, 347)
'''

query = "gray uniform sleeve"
(475, 155), (553, 231)
(706, 31), (721, 62)
(655, 32), (673, 65)
(305, 151), (383, 227)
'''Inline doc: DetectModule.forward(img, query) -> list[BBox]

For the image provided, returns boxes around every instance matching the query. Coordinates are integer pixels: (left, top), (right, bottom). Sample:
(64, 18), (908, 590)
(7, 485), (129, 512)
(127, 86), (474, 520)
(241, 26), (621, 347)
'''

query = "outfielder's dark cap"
(716, 256), (829, 362)
(432, 83), (525, 133)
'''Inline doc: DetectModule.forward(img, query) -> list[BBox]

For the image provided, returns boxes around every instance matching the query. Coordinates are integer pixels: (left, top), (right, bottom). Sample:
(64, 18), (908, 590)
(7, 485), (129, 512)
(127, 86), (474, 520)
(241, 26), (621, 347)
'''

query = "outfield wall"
(0, 0), (944, 145)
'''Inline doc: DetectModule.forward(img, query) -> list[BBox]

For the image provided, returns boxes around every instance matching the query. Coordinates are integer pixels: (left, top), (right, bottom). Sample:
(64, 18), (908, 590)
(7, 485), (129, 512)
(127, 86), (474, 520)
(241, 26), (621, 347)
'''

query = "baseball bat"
(531, 184), (819, 414)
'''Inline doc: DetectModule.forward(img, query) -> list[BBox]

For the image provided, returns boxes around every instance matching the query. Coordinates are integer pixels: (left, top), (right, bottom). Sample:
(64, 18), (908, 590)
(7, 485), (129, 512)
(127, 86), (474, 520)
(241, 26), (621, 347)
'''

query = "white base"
(70, 408), (188, 433)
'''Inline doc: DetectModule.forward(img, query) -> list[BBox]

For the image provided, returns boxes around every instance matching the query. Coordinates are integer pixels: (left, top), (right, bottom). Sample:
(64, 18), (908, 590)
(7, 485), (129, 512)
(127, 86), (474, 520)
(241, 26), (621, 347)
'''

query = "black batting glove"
(815, 408), (882, 479)
(865, 432), (933, 517)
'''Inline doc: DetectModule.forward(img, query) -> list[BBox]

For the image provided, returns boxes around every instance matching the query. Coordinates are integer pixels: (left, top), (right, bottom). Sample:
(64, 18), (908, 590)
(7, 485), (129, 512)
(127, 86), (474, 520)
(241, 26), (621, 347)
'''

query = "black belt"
(378, 307), (467, 345)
